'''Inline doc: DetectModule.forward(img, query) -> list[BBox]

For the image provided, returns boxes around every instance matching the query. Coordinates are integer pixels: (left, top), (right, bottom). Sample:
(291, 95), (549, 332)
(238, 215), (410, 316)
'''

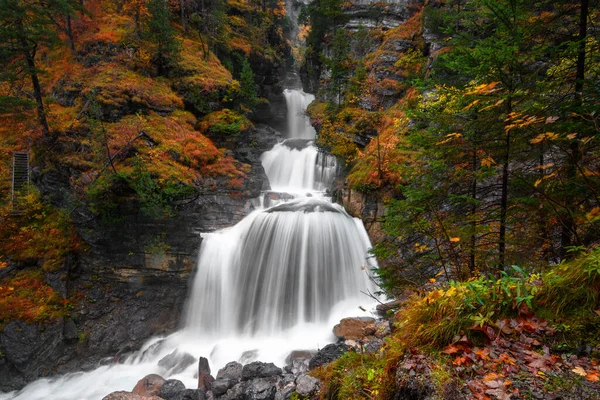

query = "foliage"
(198, 108), (253, 137)
(0, 190), (82, 271)
(144, 0), (181, 76)
(0, 270), (72, 328)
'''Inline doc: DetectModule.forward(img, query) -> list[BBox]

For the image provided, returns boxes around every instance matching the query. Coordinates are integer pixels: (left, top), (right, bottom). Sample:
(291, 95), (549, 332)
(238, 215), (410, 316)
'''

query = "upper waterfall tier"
(284, 89), (317, 140)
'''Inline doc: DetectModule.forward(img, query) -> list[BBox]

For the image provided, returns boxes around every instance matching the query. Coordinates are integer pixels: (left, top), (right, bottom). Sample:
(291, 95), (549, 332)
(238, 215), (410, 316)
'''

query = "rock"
(211, 378), (234, 396)
(333, 317), (377, 341)
(172, 389), (206, 400)
(62, 319), (79, 344)
(244, 377), (278, 400)
(218, 381), (245, 400)
(242, 362), (282, 380)
(274, 374), (296, 400)
(158, 379), (186, 400)
(217, 361), (243, 382)
(158, 350), (196, 375)
(295, 374), (320, 397)
(132, 374), (166, 396)
(102, 391), (162, 400)
(363, 338), (384, 354)
(198, 357), (215, 391)
(309, 343), (351, 370)
(284, 350), (314, 375)
(375, 320), (392, 338)
(239, 349), (259, 364)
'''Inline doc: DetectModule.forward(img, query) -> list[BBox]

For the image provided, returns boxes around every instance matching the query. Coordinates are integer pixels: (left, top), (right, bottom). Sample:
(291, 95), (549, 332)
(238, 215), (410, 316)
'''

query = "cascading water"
(0, 89), (376, 400)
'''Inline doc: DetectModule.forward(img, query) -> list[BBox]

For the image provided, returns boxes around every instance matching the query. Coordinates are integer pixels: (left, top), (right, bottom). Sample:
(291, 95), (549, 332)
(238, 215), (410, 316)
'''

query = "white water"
(0, 90), (376, 400)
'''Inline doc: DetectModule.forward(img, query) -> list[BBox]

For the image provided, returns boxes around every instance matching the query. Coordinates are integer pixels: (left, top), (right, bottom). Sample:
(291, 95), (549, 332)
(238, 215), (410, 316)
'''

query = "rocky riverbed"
(102, 316), (391, 400)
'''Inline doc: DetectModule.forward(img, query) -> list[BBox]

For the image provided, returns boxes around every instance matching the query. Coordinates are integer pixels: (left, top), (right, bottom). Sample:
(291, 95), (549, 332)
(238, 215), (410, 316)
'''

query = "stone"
(242, 362), (282, 380)
(239, 349), (259, 364)
(375, 320), (392, 338)
(309, 343), (351, 370)
(363, 338), (384, 354)
(158, 350), (196, 375)
(244, 377), (278, 400)
(274, 374), (296, 400)
(333, 317), (377, 340)
(219, 382), (245, 400)
(102, 391), (162, 400)
(62, 319), (79, 344)
(172, 389), (206, 400)
(158, 379), (186, 400)
(295, 374), (320, 397)
(211, 378), (234, 396)
(132, 374), (166, 396)
(198, 357), (215, 391)
(217, 361), (243, 381)
(284, 350), (314, 375)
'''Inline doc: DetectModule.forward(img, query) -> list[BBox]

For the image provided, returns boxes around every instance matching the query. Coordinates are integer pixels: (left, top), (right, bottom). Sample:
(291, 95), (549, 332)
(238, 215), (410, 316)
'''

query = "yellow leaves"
(414, 243), (429, 253)
(530, 132), (559, 144)
(481, 156), (495, 168)
(449, 237), (461, 243)
(436, 132), (462, 146)
(466, 81), (501, 95)
(572, 366), (586, 377)
(479, 99), (504, 112)
(463, 99), (480, 111)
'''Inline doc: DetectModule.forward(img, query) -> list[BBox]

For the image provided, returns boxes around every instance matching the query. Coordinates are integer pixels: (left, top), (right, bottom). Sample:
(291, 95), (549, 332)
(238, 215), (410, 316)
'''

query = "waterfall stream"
(0, 90), (376, 400)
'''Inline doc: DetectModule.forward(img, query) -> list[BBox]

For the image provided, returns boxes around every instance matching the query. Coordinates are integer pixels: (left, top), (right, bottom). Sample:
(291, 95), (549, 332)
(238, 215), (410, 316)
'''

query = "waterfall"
(0, 90), (375, 400)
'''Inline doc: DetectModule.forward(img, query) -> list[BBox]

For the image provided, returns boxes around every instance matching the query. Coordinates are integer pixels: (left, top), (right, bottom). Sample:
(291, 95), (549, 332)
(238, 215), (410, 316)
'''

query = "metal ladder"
(12, 151), (30, 208)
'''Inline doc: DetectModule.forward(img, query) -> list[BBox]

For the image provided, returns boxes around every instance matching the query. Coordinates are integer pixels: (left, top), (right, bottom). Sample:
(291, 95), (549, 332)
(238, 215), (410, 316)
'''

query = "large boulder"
(242, 362), (282, 380)
(244, 377), (278, 400)
(333, 317), (377, 341)
(132, 374), (166, 396)
(217, 361), (243, 381)
(284, 350), (314, 376)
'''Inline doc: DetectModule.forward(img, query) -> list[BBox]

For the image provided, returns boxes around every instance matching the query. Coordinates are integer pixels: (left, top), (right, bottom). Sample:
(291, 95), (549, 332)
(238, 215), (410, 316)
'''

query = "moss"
(198, 109), (253, 137)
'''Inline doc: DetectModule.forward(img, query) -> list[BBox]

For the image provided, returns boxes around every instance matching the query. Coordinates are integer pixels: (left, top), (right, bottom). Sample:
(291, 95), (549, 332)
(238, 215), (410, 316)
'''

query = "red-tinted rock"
(102, 391), (162, 400)
(132, 374), (166, 396)
(333, 317), (377, 340)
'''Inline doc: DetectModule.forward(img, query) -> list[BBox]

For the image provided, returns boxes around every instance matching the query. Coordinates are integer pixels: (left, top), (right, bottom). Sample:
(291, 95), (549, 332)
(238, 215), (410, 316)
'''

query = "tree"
(145, 0), (181, 76)
(238, 57), (258, 112)
(0, 0), (82, 137)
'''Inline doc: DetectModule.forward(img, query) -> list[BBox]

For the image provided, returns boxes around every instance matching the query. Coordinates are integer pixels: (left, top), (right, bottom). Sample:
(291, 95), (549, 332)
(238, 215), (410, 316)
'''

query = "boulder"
(295, 374), (320, 398)
(198, 357), (215, 391)
(274, 374), (296, 400)
(333, 317), (377, 341)
(363, 338), (384, 354)
(218, 382), (245, 400)
(211, 378), (235, 396)
(244, 377), (278, 400)
(309, 343), (351, 370)
(102, 391), (162, 400)
(284, 350), (314, 376)
(158, 350), (196, 375)
(217, 361), (243, 381)
(132, 374), (166, 396)
(242, 362), (282, 380)
(171, 389), (206, 400)
(375, 320), (392, 338)
(158, 379), (186, 400)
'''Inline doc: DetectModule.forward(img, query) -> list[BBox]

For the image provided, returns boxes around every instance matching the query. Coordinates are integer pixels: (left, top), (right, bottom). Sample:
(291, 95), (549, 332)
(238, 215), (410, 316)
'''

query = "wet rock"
(239, 349), (259, 364)
(284, 350), (314, 375)
(333, 317), (377, 340)
(242, 362), (282, 380)
(211, 378), (235, 396)
(62, 319), (79, 344)
(158, 379), (187, 400)
(219, 382), (245, 400)
(102, 391), (162, 400)
(309, 343), (351, 370)
(198, 356), (215, 391)
(132, 374), (166, 396)
(217, 361), (243, 381)
(295, 374), (320, 398)
(158, 350), (196, 375)
(274, 374), (296, 400)
(244, 377), (278, 400)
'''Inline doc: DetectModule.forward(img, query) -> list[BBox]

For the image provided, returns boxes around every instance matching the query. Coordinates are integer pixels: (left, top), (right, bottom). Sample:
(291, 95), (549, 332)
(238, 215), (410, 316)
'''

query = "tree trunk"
(23, 47), (50, 137)
(561, 0), (588, 258)
(180, 0), (186, 31)
(469, 145), (477, 274)
(66, 14), (75, 53)
(498, 98), (512, 271)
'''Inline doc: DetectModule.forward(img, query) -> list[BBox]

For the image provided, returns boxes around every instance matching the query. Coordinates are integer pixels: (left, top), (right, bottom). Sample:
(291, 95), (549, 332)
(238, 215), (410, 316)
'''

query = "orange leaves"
(466, 82), (501, 96)
(0, 270), (72, 326)
(436, 132), (463, 146)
